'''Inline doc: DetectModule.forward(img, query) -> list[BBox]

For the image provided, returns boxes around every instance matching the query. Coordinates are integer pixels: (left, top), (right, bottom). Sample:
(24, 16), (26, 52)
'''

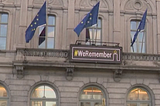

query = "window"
(79, 86), (106, 106)
(87, 18), (102, 45)
(0, 84), (8, 106)
(30, 84), (58, 106)
(130, 20), (146, 53)
(39, 15), (55, 49)
(127, 87), (151, 106)
(0, 13), (8, 50)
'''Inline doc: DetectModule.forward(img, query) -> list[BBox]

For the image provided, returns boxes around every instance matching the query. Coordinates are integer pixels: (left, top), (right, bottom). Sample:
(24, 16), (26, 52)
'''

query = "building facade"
(0, 0), (160, 106)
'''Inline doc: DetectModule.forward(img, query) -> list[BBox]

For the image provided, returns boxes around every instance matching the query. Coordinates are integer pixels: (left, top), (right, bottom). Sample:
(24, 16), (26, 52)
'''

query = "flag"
(39, 27), (45, 45)
(86, 28), (90, 42)
(131, 9), (147, 46)
(25, 1), (46, 43)
(74, 2), (100, 37)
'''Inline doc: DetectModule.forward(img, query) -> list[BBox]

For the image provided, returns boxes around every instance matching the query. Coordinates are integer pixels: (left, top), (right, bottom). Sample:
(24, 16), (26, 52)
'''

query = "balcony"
(10, 48), (160, 72)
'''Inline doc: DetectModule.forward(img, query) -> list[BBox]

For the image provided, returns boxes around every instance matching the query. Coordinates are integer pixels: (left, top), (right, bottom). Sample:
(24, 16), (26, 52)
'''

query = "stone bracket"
(113, 69), (123, 82)
(65, 67), (74, 81)
(15, 66), (24, 79)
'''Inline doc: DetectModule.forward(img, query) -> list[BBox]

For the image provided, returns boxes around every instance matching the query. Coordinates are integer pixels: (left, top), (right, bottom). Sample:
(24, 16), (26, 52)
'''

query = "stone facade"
(0, 0), (160, 106)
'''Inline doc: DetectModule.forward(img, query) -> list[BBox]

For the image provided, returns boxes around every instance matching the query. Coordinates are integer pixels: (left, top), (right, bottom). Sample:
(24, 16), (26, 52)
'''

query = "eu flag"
(131, 9), (147, 46)
(74, 2), (100, 37)
(25, 1), (46, 43)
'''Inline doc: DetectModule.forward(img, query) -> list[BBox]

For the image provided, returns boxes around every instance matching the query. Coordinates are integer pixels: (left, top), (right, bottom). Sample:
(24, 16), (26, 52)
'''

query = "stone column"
(113, 0), (121, 46)
(17, 0), (28, 48)
(66, 0), (76, 49)
(157, 0), (160, 54)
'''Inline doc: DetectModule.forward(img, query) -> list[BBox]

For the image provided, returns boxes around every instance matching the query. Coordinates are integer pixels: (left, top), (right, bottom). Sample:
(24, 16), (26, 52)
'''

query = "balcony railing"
(123, 52), (160, 61)
(15, 48), (160, 62)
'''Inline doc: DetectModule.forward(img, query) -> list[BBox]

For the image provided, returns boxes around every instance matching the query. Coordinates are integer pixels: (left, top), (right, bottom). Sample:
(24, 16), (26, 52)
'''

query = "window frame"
(130, 20), (146, 53)
(30, 83), (59, 106)
(126, 86), (153, 106)
(87, 17), (102, 45)
(0, 83), (9, 106)
(38, 15), (56, 49)
(79, 85), (106, 106)
(0, 13), (8, 50)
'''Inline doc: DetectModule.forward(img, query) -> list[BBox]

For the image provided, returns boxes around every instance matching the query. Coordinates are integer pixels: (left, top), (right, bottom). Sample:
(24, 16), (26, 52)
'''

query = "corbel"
(65, 67), (74, 81)
(113, 69), (123, 82)
(15, 66), (25, 79)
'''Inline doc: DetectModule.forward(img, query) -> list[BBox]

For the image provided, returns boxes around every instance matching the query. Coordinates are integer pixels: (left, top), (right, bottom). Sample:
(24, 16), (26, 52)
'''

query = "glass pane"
(127, 88), (139, 100)
(138, 32), (144, 42)
(45, 86), (56, 98)
(0, 25), (7, 36)
(139, 43), (145, 53)
(39, 26), (44, 34)
(92, 87), (103, 100)
(31, 101), (42, 106)
(48, 16), (55, 25)
(39, 40), (45, 48)
(96, 29), (101, 40)
(140, 103), (149, 106)
(127, 103), (137, 106)
(89, 29), (94, 40)
(81, 87), (93, 99)
(0, 38), (6, 50)
(0, 85), (7, 97)
(97, 19), (101, 28)
(81, 102), (91, 106)
(131, 21), (137, 30)
(46, 102), (56, 106)
(32, 86), (44, 98)
(138, 89), (149, 100)
(1, 14), (8, 23)
(141, 43), (145, 53)
(131, 42), (137, 52)
(47, 38), (54, 49)
(0, 101), (7, 106)
(131, 31), (136, 39)
(48, 27), (54, 37)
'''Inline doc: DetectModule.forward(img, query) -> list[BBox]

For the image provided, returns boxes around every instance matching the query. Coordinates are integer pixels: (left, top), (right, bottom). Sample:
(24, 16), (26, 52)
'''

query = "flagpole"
(131, 37), (134, 52)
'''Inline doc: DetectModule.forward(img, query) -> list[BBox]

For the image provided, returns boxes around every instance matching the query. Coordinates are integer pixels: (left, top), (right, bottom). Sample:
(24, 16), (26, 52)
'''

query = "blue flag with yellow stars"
(131, 9), (147, 46)
(74, 2), (100, 37)
(25, 1), (46, 43)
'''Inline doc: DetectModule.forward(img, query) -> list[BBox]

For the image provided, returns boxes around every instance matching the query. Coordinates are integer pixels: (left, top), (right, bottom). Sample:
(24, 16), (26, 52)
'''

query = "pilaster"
(67, 0), (76, 49)
(156, 0), (160, 54)
(113, 0), (121, 45)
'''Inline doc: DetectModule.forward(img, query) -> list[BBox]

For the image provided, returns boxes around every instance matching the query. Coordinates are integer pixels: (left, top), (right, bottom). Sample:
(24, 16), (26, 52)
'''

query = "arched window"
(79, 86), (106, 106)
(38, 15), (56, 49)
(87, 18), (102, 45)
(0, 13), (8, 50)
(30, 84), (58, 106)
(0, 84), (8, 106)
(127, 87), (151, 106)
(130, 20), (146, 53)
